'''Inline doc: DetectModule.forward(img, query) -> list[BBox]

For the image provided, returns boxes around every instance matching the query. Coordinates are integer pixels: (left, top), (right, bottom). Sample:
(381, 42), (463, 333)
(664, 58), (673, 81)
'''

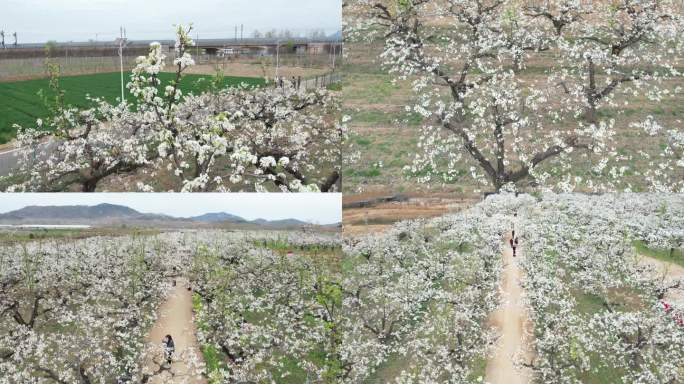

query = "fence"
(0, 52), (342, 81)
(273, 72), (342, 90)
(0, 55), (139, 81)
(182, 51), (341, 70)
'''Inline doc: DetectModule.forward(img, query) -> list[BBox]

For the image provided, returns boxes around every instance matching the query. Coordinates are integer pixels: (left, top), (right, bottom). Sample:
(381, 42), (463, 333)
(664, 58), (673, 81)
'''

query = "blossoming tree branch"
(4, 25), (345, 192)
(345, 0), (683, 192)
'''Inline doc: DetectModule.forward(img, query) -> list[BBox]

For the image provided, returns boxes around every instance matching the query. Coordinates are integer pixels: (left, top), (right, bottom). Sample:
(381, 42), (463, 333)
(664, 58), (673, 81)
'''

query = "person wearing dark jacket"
(162, 335), (175, 365)
(511, 237), (519, 257)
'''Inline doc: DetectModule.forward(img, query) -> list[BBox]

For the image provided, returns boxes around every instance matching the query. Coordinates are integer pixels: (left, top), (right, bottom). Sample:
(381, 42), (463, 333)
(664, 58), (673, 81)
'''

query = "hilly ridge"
(0, 203), (317, 228)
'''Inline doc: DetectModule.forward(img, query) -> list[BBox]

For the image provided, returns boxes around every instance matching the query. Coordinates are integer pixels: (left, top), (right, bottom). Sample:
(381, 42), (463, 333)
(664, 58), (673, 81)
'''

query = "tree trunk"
(584, 104), (598, 125)
(82, 179), (98, 192)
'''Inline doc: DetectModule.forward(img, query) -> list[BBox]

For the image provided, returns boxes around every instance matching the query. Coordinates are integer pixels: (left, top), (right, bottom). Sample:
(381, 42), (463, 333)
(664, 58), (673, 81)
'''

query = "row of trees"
(3, 25), (344, 192)
(189, 235), (342, 382)
(2, 195), (682, 382)
(0, 236), (175, 382)
(339, 205), (505, 382)
(345, 0), (683, 192)
(251, 28), (334, 40)
(0, 230), (340, 383)
(515, 193), (684, 382)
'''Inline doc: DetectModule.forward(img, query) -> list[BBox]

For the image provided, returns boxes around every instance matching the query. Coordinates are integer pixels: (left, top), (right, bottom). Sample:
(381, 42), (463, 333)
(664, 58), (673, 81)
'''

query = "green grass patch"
(0, 72), (265, 144)
(466, 356), (488, 383)
(633, 239), (684, 268)
(326, 82), (342, 91)
(201, 344), (223, 384)
(354, 136), (373, 146)
(574, 292), (609, 315)
(577, 353), (628, 384)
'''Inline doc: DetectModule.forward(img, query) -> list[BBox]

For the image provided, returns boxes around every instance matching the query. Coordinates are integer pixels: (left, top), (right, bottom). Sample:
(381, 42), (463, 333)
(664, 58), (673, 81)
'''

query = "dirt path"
(143, 278), (206, 384)
(639, 255), (684, 304)
(485, 236), (533, 384)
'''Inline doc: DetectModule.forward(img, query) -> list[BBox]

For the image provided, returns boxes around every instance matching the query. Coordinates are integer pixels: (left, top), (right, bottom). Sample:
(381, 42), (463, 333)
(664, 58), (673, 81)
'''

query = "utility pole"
(331, 41), (336, 71)
(12, 32), (17, 48)
(118, 26), (125, 103)
(275, 40), (280, 80)
(240, 24), (243, 42)
(234, 25), (238, 42)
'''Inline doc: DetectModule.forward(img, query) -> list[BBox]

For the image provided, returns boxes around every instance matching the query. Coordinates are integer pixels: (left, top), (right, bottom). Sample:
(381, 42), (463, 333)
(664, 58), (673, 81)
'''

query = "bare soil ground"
(639, 255), (684, 306)
(165, 63), (330, 79)
(143, 278), (206, 384)
(485, 236), (534, 384)
(342, 192), (479, 235)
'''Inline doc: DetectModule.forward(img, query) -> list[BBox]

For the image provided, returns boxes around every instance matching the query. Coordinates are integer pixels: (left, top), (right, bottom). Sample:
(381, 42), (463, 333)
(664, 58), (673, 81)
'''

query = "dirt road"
(485, 236), (533, 384)
(143, 278), (206, 384)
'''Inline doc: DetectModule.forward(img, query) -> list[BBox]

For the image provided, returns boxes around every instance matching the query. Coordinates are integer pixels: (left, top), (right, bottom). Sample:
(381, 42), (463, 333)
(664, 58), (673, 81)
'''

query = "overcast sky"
(1, 0), (341, 43)
(0, 193), (341, 224)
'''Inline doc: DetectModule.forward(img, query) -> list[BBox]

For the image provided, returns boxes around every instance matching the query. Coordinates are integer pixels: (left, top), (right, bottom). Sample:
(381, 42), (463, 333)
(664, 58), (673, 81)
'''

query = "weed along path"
(485, 235), (533, 384)
(143, 277), (206, 384)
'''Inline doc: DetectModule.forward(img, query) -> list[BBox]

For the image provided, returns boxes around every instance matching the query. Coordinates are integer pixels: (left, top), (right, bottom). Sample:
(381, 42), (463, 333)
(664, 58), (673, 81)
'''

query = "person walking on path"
(510, 211), (519, 257)
(510, 233), (519, 258)
(162, 335), (175, 365)
(513, 237), (519, 257)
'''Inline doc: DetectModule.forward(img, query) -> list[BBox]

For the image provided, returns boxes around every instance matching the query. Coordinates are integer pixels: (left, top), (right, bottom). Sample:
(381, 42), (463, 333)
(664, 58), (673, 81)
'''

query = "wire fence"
(0, 51), (342, 81)
(0, 56), (139, 81)
(186, 52), (340, 70)
(272, 72), (341, 90)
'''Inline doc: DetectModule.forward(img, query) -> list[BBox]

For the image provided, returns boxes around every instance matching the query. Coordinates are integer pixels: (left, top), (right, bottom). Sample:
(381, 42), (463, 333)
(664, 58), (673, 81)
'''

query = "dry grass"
(343, 191), (479, 235)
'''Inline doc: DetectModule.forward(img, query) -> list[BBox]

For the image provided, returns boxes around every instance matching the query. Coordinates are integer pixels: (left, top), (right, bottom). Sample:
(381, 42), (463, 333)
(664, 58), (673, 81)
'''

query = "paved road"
(0, 145), (24, 176)
(0, 139), (57, 177)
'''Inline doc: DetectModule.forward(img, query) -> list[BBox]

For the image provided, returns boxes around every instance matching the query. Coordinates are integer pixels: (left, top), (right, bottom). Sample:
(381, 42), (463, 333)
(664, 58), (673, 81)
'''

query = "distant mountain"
(0, 204), (322, 228)
(191, 212), (246, 223)
(251, 218), (310, 227)
(0, 203), (145, 220)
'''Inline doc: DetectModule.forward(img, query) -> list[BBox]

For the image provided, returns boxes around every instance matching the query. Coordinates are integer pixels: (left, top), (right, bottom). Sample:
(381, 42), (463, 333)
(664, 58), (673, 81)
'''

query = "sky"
(0, 193), (342, 224)
(1, 0), (342, 43)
